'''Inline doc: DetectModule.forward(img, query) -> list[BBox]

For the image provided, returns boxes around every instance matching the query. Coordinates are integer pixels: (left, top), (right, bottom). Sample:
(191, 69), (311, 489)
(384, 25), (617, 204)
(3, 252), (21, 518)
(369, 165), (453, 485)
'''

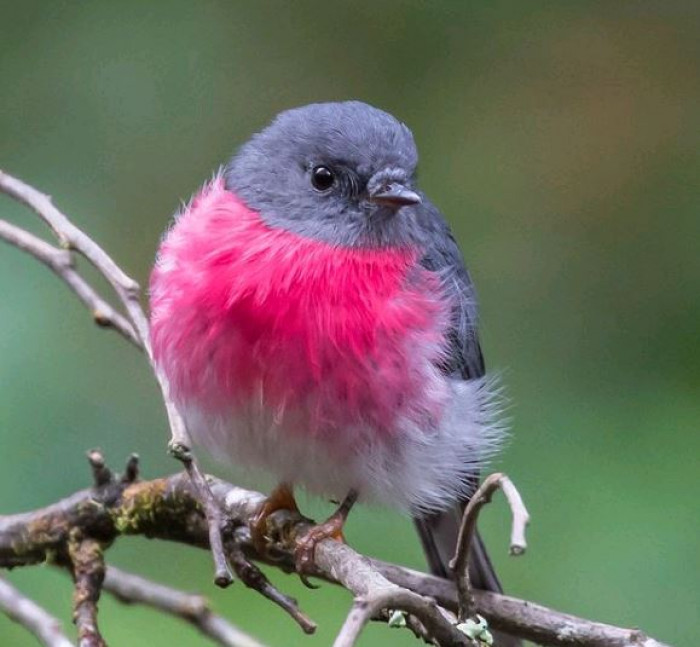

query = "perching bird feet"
(251, 485), (358, 585)
(294, 489), (358, 576)
(250, 482), (300, 555)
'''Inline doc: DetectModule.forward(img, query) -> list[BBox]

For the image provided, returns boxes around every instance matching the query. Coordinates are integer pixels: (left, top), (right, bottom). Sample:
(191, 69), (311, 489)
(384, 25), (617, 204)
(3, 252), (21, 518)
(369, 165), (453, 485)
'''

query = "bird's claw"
(250, 483), (300, 556)
(293, 515), (346, 584)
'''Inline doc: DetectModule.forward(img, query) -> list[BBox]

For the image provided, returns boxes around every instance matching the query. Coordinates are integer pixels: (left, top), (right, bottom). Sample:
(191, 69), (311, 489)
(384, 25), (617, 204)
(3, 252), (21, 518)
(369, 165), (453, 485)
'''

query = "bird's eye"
(311, 166), (335, 191)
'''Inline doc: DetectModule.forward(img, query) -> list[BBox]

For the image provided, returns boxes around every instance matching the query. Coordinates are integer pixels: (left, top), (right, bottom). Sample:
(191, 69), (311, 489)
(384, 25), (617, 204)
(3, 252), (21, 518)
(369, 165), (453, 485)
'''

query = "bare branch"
(218, 479), (670, 647)
(0, 576), (74, 647)
(449, 473), (530, 621)
(0, 452), (310, 636)
(371, 562), (671, 647)
(225, 538), (316, 634)
(183, 459), (233, 588)
(104, 567), (267, 647)
(500, 477), (529, 555)
(68, 536), (106, 647)
(0, 469), (671, 647)
(0, 218), (140, 346)
(0, 170), (146, 341)
(334, 587), (470, 647)
(0, 170), (230, 587)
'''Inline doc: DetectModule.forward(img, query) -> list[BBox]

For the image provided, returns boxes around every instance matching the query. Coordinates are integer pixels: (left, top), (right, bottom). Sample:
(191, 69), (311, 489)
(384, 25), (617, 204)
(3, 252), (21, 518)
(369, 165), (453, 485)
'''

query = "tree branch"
(0, 219), (139, 346)
(0, 171), (146, 340)
(449, 473), (530, 621)
(0, 577), (74, 647)
(0, 462), (670, 647)
(103, 567), (267, 647)
(333, 587), (468, 647)
(372, 563), (670, 647)
(68, 536), (107, 647)
(224, 537), (317, 634)
(0, 169), (232, 588)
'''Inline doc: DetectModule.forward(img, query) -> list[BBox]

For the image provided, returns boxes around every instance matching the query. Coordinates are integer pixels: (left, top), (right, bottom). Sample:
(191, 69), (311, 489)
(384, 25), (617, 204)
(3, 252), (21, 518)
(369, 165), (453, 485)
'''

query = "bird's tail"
(414, 507), (522, 647)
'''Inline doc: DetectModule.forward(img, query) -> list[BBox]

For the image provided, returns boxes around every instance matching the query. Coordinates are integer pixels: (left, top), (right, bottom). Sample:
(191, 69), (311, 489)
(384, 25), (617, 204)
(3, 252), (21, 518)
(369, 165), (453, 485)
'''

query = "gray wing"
(416, 199), (484, 381)
(413, 200), (521, 646)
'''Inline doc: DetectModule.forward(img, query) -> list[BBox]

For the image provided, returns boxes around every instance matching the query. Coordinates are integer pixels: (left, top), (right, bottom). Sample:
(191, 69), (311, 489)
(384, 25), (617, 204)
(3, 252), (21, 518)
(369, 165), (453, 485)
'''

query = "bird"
(150, 101), (515, 644)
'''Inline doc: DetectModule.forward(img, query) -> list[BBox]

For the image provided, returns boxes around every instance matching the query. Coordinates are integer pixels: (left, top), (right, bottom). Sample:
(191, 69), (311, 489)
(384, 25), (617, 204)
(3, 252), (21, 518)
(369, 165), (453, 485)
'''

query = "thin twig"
(183, 460), (233, 588)
(87, 449), (113, 489)
(333, 587), (468, 647)
(0, 169), (231, 587)
(0, 218), (139, 346)
(449, 473), (530, 621)
(226, 537), (316, 634)
(104, 567), (267, 647)
(0, 171), (146, 340)
(309, 537), (470, 647)
(0, 576), (74, 647)
(121, 453), (140, 484)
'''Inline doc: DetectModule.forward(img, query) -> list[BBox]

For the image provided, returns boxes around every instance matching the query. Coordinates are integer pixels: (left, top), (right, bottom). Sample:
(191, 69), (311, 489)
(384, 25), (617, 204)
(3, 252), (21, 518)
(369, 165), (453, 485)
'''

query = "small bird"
(150, 101), (512, 640)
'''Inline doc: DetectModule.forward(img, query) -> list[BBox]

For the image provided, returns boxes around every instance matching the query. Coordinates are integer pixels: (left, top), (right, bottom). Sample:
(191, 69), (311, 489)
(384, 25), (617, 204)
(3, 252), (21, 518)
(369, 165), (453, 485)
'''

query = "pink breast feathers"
(149, 177), (452, 447)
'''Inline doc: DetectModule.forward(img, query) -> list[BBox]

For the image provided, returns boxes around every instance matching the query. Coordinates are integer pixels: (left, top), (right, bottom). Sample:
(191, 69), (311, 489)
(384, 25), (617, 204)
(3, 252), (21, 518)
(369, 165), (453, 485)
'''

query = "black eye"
(311, 165), (335, 191)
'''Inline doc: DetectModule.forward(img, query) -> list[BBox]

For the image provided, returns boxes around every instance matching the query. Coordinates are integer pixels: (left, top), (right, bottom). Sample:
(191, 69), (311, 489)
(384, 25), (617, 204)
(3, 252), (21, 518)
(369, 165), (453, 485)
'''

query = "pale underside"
(180, 371), (503, 515)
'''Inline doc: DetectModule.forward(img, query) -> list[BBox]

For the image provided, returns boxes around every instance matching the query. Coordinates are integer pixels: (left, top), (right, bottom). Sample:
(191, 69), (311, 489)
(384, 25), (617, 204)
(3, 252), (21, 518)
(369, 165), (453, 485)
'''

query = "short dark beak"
(369, 183), (422, 208)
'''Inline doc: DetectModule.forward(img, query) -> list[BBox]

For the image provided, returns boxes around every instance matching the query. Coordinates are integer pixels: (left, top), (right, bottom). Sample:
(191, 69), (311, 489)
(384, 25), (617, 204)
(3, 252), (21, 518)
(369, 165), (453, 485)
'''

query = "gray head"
(225, 101), (426, 248)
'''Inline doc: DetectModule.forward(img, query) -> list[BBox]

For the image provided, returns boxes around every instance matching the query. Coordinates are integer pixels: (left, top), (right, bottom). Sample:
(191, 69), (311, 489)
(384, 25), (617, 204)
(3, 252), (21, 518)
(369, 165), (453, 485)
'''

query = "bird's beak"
(369, 183), (422, 208)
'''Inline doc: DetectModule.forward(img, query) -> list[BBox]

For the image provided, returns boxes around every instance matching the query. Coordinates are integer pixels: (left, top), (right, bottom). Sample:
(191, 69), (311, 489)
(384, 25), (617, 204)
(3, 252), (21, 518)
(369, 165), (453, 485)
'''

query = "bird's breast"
(150, 178), (452, 440)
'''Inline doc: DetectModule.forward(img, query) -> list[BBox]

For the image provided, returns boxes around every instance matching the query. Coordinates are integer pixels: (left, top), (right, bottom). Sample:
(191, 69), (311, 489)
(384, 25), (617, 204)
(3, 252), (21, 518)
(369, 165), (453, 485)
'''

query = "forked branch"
(0, 169), (231, 588)
(450, 473), (530, 621)
(0, 456), (670, 647)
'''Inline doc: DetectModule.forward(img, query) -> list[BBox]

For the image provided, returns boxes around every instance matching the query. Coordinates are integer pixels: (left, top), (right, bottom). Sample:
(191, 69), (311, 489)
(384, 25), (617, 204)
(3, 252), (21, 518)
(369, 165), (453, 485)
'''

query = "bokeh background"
(1, 2), (698, 646)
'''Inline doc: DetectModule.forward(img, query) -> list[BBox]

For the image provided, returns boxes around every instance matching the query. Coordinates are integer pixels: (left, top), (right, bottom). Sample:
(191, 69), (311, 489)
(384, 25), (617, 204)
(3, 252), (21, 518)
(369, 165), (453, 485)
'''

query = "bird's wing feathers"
(417, 200), (484, 381)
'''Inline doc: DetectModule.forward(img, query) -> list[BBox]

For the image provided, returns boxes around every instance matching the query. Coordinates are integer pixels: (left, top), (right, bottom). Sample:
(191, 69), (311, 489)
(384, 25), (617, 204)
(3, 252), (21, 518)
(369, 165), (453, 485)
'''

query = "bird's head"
(224, 101), (425, 248)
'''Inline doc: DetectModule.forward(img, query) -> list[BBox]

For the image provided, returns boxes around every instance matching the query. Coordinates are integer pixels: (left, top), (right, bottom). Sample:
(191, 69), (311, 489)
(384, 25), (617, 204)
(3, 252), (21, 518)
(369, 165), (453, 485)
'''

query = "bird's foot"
(294, 514), (346, 575)
(251, 482), (300, 556)
(294, 489), (358, 580)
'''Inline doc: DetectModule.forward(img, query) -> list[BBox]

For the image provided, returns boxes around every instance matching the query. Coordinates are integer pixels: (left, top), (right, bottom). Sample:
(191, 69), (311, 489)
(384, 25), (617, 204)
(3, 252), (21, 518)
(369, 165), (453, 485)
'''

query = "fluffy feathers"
(150, 177), (503, 513)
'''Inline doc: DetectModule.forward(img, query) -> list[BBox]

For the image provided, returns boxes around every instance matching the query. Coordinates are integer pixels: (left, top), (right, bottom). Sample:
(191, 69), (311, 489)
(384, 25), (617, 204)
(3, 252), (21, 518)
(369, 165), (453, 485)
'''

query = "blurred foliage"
(1, 1), (698, 646)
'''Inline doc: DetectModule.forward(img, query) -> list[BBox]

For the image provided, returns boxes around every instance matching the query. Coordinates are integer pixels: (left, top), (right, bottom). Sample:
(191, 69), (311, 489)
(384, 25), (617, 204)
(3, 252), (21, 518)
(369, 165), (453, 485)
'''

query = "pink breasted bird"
(150, 101), (513, 641)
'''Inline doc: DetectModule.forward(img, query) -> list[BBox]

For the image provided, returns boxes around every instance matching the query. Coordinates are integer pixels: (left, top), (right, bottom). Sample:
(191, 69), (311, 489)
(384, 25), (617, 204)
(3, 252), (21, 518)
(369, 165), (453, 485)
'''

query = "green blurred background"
(1, 2), (698, 646)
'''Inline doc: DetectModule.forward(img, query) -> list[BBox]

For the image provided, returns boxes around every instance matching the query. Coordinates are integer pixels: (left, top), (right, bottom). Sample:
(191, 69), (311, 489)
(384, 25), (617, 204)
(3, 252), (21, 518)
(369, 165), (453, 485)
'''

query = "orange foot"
(251, 482), (300, 555)
(295, 489), (358, 575)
